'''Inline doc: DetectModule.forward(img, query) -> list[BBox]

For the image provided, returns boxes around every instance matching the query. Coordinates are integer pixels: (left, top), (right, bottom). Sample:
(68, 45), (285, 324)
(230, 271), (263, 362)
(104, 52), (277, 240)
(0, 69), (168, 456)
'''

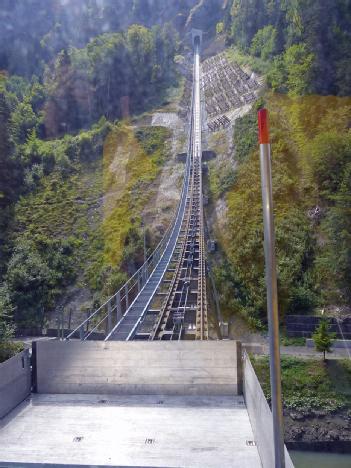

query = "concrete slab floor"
(0, 394), (261, 468)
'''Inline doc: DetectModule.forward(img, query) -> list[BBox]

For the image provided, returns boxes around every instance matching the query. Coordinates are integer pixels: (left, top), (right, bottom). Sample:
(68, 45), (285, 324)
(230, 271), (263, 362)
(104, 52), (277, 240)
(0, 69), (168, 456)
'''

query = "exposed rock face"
(285, 410), (351, 451)
(143, 112), (185, 243)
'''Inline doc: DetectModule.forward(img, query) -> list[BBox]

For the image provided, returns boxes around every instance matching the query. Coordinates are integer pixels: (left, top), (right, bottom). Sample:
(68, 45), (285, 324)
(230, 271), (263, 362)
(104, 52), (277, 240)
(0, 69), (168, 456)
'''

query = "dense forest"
(0, 0), (350, 348)
(224, 0), (351, 96)
(0, 0), (224, 78)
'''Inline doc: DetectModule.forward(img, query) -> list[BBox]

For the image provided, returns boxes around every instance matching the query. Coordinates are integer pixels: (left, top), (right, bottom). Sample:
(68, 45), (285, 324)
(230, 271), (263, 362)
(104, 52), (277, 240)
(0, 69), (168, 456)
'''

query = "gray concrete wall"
(0, 349), (31, 418)
(242, 342), (265, 355)
(35, 340), (242, 395)
(243, 352), (294, 468)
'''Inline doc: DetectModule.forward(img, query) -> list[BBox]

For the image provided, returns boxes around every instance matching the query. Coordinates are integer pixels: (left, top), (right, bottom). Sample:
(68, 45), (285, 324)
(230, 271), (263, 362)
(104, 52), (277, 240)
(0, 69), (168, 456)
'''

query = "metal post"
(86, 309), (90, 333)
(68, 308), (72, 331)
(142, 221), (147, 264)
(125, 284), (129, 311)
(258, 108), (285, 468)
(61, 310), (64, 340)
(142, 263), (147, 285)
(137, 271), (142, 292)
(107, 301), (112, 333)
(116, 291), (121, 322)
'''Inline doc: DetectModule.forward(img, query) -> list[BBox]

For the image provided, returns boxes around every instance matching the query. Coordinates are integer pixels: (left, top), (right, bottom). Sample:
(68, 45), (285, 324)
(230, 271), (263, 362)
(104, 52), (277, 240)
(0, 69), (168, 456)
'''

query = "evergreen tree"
(312, 319), (335, 361)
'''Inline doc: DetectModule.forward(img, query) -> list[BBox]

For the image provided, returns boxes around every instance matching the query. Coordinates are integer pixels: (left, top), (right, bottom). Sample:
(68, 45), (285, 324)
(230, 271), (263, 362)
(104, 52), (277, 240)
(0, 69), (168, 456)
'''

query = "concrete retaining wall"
(243, 352), (294, 468)
(0, 349), (31, 418)
(287, 315), (351, 339)
(35, 340), (242, 395)
(242, 342), (265, 355)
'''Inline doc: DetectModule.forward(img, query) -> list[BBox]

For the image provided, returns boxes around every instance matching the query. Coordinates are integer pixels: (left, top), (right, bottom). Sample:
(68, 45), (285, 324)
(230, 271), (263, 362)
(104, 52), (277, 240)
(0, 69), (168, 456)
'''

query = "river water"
(290, 450), (351, 467)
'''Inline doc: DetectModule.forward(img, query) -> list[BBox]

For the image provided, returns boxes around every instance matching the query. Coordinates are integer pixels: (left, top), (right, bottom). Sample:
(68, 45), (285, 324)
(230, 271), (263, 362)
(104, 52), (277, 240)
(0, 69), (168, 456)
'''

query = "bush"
(250, 25), (277, 61)
(5, 237), (76, 327)
(267, 44), (314, 95)
(10, 102), (39, 144)
(285, 394), (344, 413)
(280, 336), (306, 346)
(134, 126), (170, 163)
(0, 341), (25, 364)
(233, 105), (259, 162)
(309, 131), (351, 198)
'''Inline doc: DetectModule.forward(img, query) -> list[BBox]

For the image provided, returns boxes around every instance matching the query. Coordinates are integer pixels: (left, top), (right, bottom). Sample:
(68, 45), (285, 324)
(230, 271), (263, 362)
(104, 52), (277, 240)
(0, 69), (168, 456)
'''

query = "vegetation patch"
(252, 355), (351, 415)
(74, 123), (171, 301)
(0, 341), (24, 364)
(1, 117), (170, 329)
(212, 94), (351, 329)
(226, 1), (351, 96)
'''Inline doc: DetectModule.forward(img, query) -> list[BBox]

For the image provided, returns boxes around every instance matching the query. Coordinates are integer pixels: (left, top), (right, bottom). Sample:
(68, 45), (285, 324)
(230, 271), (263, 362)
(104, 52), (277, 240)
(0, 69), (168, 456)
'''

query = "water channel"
(290, 450), (351, 467)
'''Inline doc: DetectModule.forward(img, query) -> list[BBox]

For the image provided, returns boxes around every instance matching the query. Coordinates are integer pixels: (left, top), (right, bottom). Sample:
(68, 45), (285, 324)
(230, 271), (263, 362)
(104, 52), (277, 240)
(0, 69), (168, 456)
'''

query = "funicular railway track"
(67, 36), (208, 342)
(147, 39), (207, 341)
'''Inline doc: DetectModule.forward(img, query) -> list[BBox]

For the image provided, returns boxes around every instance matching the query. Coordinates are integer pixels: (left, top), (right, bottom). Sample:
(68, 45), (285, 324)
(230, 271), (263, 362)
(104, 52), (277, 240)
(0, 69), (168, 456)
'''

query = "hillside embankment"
(252, 355), (351, 451)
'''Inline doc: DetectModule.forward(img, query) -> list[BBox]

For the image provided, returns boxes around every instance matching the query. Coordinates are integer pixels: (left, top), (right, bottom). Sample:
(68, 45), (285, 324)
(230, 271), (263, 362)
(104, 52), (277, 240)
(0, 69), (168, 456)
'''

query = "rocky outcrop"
(285, 410), (351, 452)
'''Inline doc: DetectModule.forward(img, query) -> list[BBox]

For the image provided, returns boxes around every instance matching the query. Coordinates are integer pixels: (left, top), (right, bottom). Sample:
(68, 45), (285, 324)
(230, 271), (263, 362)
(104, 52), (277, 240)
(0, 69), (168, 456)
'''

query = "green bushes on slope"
(85, 124), (170, 301)
(214, 94), (351, 328)
(1, 122), (171, 328)
(0, 16), (178, 335)
(252, 355), (351, 413)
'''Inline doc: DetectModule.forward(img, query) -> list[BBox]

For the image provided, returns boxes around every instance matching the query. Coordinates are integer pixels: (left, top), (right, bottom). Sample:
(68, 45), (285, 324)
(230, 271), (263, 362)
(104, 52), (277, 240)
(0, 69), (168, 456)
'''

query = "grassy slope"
(253, 355), (351, 414)
(14, 159), (102, 258)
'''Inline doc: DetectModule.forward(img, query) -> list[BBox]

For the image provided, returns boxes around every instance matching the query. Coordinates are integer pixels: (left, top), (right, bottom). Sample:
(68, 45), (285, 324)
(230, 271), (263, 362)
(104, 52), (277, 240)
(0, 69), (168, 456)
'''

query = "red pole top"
(258, 108), (270, 144)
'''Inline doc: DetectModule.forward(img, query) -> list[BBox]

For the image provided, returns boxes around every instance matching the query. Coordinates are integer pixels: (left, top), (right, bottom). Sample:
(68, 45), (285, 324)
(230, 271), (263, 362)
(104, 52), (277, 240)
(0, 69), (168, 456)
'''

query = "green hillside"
(212, 94), (351, 328)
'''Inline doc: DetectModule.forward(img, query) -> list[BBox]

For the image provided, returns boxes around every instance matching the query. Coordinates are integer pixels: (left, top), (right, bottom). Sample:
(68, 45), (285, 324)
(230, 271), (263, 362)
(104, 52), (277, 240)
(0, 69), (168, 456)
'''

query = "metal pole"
(107, 301), (112, 333)
(258, 108), (285, 468)
(125, 284), (129, 310)
(137, 271), (141, 292)
(143, 223), (147, 264)
(116, 291), (121, 322)
(68, 308), (72, 331)
(61, 310), (64, 340)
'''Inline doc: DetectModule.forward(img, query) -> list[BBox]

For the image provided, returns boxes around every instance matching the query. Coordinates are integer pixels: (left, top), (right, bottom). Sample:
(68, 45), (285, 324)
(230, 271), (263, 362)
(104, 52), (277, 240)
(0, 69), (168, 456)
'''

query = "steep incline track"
(67, 37), (208, 342)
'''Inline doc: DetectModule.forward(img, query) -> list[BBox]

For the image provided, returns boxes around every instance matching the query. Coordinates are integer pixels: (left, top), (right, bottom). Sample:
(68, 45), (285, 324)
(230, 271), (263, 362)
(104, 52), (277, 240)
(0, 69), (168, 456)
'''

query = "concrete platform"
(0, 393), (261, 468)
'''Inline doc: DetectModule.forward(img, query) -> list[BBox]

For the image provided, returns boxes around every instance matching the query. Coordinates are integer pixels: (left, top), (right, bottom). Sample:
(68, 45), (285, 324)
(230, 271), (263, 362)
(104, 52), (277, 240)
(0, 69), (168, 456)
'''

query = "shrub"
(0, 341), (25, 364)
(312, 319), (336, 361)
